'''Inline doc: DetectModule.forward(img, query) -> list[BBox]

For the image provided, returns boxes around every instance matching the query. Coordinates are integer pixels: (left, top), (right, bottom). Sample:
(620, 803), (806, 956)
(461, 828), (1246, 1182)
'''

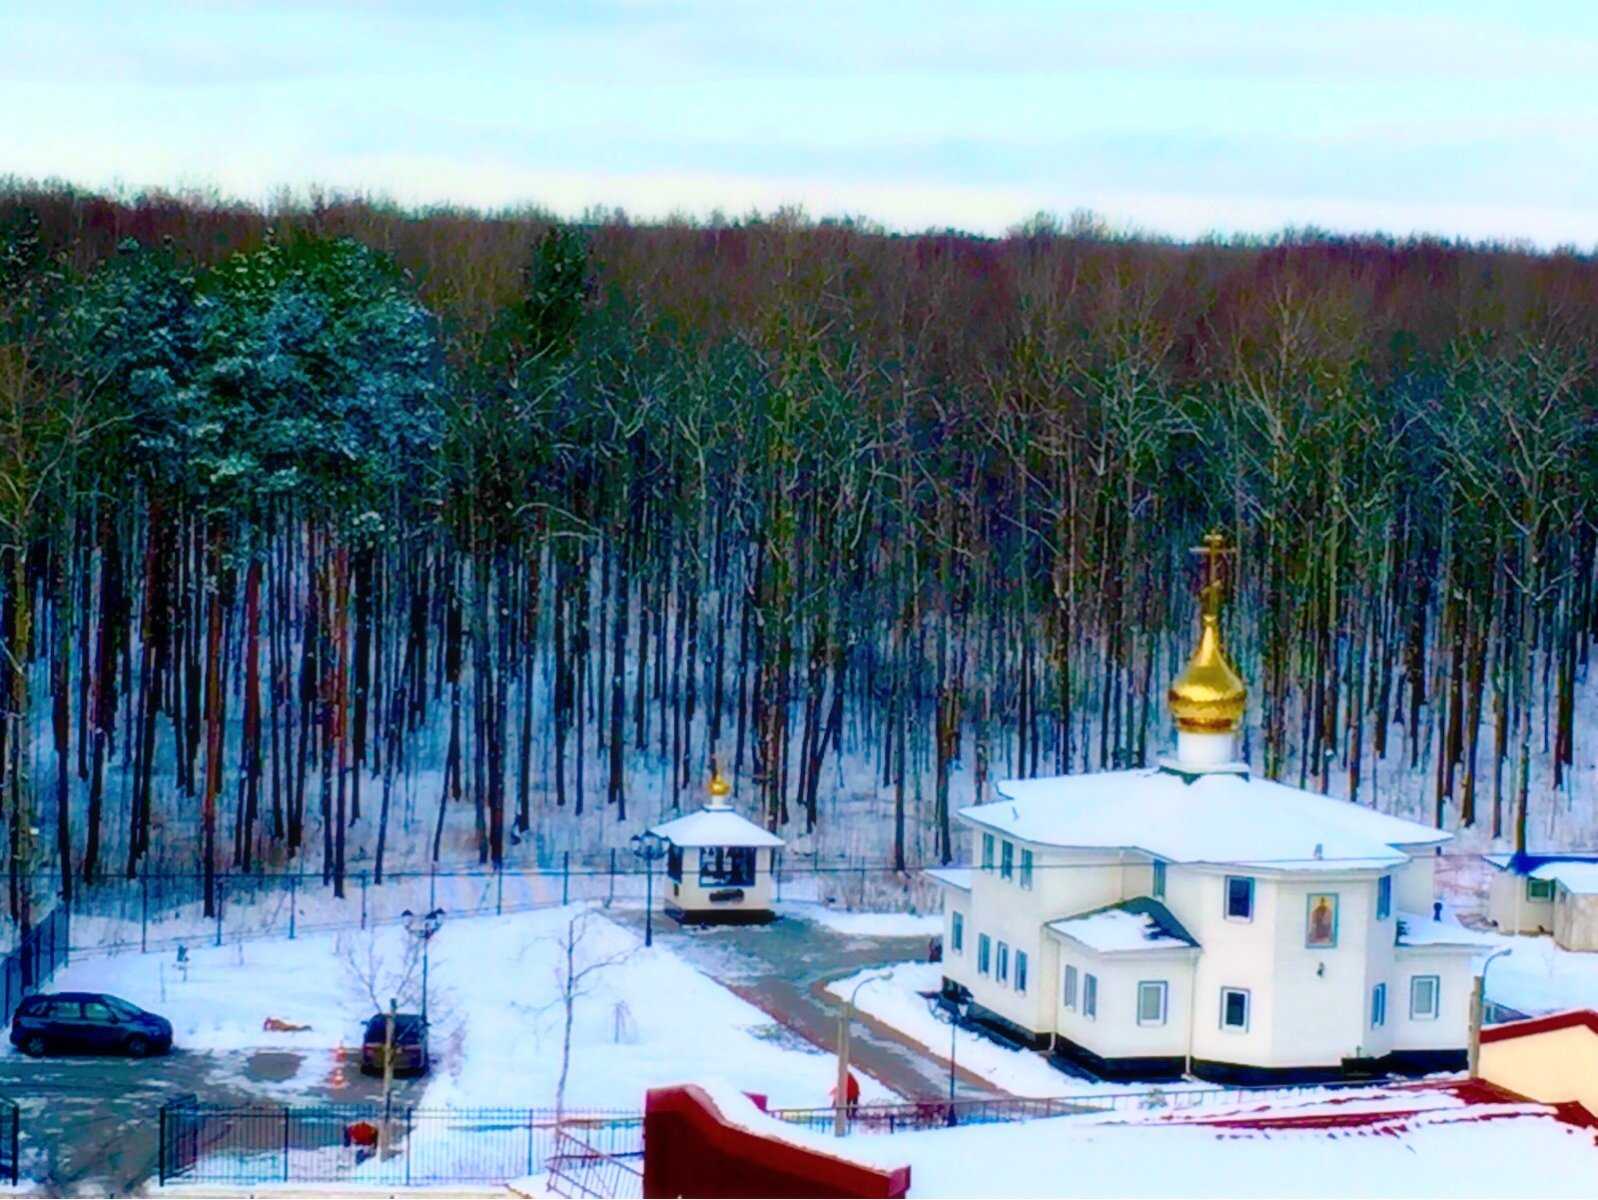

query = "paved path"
(0, 1045), (425, 1196)
(608, 908), (1009, 1103)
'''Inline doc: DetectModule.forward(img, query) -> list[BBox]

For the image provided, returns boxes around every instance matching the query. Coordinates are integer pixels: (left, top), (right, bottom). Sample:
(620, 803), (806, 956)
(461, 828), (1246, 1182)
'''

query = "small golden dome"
(708, 764), (732, 801)
(1169, 533), (1247, 734)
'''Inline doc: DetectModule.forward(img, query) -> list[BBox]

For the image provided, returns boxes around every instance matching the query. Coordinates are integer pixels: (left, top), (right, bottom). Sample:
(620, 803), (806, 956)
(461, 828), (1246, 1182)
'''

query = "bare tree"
(532, 908), (635, 1119)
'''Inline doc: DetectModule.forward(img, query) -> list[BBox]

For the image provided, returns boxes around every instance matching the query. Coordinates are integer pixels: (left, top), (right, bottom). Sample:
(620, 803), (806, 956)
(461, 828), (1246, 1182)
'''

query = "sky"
(4, 0), (1596, 245)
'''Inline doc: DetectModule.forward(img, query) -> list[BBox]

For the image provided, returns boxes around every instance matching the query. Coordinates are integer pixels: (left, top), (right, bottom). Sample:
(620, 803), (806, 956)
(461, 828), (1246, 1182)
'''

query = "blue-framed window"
(1083, 973), (1098, 1019)
(981, 833), (995, 872)
(1015, 950), (1029, 994)
(1153, 860), (1167, 899)
(1528, 877), (1555, 902)
(1377, 876), (1392, 920)
(996, 941), (1010, 985)
(1000, 841), (1015, 881)
(977, 933), (991, 975)
(1020, 848), (1034, 890)
(951, 911), (964, 954)
(1371, 982), (1387, 1028)
(1225, 876), (1254, 921)
(1063, 964), (1078, 1010)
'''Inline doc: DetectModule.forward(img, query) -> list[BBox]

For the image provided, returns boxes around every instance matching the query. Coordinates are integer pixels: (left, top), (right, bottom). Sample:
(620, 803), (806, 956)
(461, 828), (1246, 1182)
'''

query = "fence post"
(526, 1112), (536, 1178)
(215, 875), (225, 947)
(607, 850), (616, 908)
(361, 871), (369, 929)
(562, 852), (569, 906)
(496, 866), (504, 916)
(429, 861), (437, 909)
(775, 850), (783, 903)
(288, 873), (297, 941)
(404, 1107), (413, 1186)
(282, 1107), (291, 1182)
(158, 1102), (167, 1186)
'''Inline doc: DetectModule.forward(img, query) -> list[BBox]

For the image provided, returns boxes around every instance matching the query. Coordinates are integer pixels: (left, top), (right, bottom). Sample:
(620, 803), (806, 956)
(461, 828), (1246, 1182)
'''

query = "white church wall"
(1052, 945), (1195, 1061)
(1489, 871), (1553, 933)
(1185, 868), (1281, 1067)
(1391, 948), (1473, 1052)
(1392, 851), (1436, 915)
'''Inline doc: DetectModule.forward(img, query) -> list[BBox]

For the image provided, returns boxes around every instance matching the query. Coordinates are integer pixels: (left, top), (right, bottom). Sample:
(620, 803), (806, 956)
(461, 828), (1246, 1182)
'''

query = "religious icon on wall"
(1306, 893), (1339, 947)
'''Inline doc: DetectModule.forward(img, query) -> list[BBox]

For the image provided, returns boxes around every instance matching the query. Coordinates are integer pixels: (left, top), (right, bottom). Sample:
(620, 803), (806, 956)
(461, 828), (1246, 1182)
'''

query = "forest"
(2, 182), (1597, 934)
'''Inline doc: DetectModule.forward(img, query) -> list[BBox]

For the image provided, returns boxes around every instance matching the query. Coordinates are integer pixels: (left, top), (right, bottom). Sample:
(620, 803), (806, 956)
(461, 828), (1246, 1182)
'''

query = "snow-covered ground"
(695, 1082), (1598, 1199)
(1486, 931), (1598, 1016)
(43, 904), (896, 1110)
(827, 962), (1087, 1097)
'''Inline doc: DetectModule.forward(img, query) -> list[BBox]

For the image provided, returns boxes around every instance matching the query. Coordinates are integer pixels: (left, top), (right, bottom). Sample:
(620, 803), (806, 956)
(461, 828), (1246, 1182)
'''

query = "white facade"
(929, 732), (1485, 1080)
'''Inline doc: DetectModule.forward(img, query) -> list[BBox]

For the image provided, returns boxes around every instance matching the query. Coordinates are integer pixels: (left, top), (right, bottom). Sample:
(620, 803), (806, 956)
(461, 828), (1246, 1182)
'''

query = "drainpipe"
(1184, 950), (1200, 1078)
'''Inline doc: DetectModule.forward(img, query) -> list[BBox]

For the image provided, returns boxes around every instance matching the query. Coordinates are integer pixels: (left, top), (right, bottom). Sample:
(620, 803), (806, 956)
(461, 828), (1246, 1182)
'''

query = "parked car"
(10, 992), (173, 1058)
(360, 1012), (429, 1076)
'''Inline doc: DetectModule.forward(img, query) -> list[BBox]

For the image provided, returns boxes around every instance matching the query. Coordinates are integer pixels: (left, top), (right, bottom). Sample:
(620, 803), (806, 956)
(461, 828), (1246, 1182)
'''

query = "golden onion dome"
(707, 764), (732, 803)
(1168, 533), (1247, 734)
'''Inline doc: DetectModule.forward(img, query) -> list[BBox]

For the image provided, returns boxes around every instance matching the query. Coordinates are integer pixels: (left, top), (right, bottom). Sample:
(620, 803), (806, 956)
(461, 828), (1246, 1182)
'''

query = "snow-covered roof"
(649, 805), (785, 849)
(962, 767), (1448, 873)
(1485, 852), (1598, 874)
(1395, 912), (1498, 950)
(1045, 898), (1199, 955)
(923, 866), (973, 892)
(1531, 862), (1598, 894)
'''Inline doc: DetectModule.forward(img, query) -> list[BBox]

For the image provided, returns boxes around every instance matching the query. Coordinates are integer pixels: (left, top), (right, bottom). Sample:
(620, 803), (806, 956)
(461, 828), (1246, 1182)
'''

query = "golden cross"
(1190, 531), (1235, 618)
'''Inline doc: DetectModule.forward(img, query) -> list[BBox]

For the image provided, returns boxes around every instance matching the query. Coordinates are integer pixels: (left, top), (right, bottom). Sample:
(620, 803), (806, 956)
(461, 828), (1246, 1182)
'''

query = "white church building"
(928, 535), (1486, 1083)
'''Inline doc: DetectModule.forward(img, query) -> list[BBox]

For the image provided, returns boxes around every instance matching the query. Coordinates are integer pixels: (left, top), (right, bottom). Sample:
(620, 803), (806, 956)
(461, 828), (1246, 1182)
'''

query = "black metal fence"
(0, 905), (70, 1027)
(0, 1099), (18, 1186)
(157, 1096), (642, 1188)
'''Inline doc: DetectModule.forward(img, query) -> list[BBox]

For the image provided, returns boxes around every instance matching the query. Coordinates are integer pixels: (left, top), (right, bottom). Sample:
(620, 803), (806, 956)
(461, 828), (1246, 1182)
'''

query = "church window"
(1371, 982), (1387, 1028)
(1153, 860), (1167, 899)
(1063, 964), (1078, 1010)
(699, 846), (756, 887)
(1527, 877), (1555, 902)
(1225, 876), (1254, 921)
(1137, 981), (1168, 1026)
(1015, 951), (1028, 994)
(981, 834), (995, 872)
(1020, 849), (1033, 890)
(1377, 876), (1392, 920)
(996, 941), (1010, 985)
(977, 934), (991, 975)
(1410, 975), (1439, 1020)
(1000, 841), (1014, 880)
(1220, 987), (1249, 1030)
(1083, 973), (1098, 1019)
(951, 911), (964, 954)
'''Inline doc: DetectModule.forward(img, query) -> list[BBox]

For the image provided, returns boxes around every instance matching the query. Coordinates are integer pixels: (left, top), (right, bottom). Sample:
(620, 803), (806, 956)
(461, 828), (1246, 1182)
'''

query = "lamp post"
(835, 971), (892, 1137)
(402, 907), (444, 1027)
(631, 831), (668, 948)
(1469, 945), (1513, 1076)
(926, 984), (972, 1120)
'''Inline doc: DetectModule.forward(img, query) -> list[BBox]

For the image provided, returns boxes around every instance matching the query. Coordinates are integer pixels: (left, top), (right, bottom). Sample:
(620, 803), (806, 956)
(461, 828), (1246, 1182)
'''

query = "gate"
(158, 1094), (201, 1184)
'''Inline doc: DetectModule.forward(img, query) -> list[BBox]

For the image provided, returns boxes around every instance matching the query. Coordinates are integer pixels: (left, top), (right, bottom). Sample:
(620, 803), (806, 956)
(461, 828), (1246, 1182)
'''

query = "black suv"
(10, 992), (173, 1058)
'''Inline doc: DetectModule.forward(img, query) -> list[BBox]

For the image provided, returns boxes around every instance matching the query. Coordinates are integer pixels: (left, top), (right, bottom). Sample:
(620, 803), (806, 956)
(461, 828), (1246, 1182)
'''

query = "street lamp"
(926, 983), (972, 1121)
(1469, 945), (1513, 1076)
(402, 907), (444, 1027)
(835, 970), (892, 1137)
(631, 831), (668, 948)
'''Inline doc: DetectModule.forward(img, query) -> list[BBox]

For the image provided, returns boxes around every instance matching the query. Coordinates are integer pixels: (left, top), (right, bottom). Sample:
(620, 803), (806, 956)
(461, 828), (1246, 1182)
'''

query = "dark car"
(10, 992), (173, 1058)
(360, 1012), (428, 1076)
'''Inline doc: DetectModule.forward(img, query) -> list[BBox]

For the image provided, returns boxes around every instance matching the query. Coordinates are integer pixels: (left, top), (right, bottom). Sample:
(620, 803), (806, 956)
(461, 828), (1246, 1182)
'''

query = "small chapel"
(928, 534), (1487, 1083)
